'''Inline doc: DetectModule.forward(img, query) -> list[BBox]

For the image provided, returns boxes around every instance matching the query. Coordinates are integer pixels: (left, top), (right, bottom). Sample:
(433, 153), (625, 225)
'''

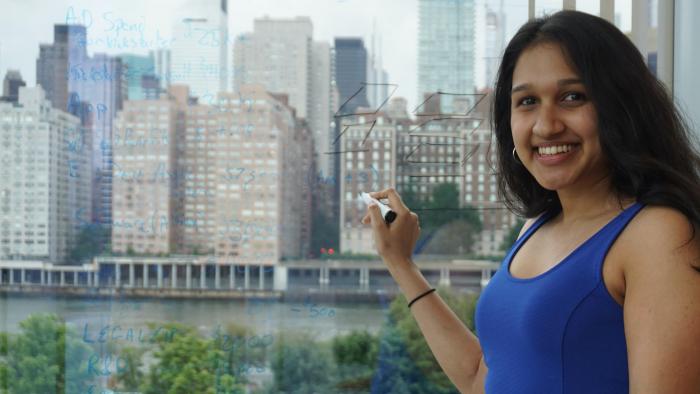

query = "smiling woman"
(362, 9), (700, 394)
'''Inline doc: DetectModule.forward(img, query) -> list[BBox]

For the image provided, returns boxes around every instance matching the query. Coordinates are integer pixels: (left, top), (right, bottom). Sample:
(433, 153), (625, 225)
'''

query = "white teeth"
(538, 144), (574, 156)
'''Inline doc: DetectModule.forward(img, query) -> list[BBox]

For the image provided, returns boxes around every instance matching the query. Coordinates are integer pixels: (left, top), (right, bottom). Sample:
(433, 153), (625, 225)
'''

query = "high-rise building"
(417, 0), (476, 113)
(234, 18), (334, 200)
(310, 41), (334, 178)
(2, 70), (26, 103)
(334, 38), (369, 115)
(170, 0), (228, 99)
(234, 17), (313, 119)
(120, 54), (160, 100)
(484, 3), (506, 89)
(0, 86), (92, 262)
(177, 84), (312, 262)
(111, 88), (184, 255)
(150, 49), (172, 90)
(67, 53), (126, 228)
(111, 84), (313, 263)
(37, 24), (126, 230)
(339, 112), (396, 254)
(36, 24), (88, 111)
(366, 24), (390, 110)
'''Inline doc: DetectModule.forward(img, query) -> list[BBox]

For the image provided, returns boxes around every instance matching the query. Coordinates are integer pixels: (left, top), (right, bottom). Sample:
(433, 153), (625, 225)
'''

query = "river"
(0, 293), (390, 340)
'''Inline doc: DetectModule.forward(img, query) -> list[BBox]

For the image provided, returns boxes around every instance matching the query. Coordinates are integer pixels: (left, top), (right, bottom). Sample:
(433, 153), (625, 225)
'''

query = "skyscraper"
(366, 24), (390, 110)
(417, 0), (476, 113)
(0, 87), (92, 262)
(484, 2), (506, 89)
(234, 17), (334, 183)
(234, 17), (313, 119)
(1, 70), (26, 102)
(37, 24), (126, 230)
(150, 49), (172, 90)
(170, 0), (228, 99)
(120, 54), (160, 100)
(334, 38), (369, 115)
(36, 24), (88, 111)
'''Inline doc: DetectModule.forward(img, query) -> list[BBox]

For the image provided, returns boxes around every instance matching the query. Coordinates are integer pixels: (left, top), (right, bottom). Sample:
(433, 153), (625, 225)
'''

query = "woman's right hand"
(361, 188), (421, 268)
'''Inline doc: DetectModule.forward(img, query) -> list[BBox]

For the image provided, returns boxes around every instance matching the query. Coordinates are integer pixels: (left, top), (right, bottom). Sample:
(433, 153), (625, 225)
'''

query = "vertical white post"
(529, 0), (536, 20)
(215, 264), (220, 289)
(200, 264), (206, 289)
(229, 264), (235, 289)
(171, 264), (177, 289)
(20, 269), (25, 285)
(631, 0), (649, 61)
(600, 0), (615, 23)
(259, 266), (264, 290)
(563, 0), (576, 10)
(128, 263), (134, 287)
(143, 264), (149, 288)
(657, 0), (675, 92)
(157, 264), (163, 289)
(60, 271), (65, 286)
(186, 263), (192, 289)
(9, 269), (14, 285)
(244, 265), (250, 289)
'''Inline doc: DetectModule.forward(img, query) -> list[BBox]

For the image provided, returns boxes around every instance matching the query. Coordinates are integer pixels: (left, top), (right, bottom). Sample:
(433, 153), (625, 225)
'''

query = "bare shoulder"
(622, 205), (700, 270)
(621, 204), (700, 392)
(516, 212), (548, 240)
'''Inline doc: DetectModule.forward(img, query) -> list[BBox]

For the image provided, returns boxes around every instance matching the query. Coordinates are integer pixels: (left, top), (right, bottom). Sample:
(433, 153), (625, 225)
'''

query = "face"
(510, 43), (609, 193)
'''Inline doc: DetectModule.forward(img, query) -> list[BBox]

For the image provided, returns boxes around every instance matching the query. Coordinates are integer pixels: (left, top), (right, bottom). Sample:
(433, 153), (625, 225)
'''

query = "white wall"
(674, 0), (700, 142)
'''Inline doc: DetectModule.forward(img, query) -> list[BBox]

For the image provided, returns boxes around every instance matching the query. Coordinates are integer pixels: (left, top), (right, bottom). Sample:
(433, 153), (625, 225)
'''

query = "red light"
(328, 248), (335, 255)
(320, 248), (327, 254)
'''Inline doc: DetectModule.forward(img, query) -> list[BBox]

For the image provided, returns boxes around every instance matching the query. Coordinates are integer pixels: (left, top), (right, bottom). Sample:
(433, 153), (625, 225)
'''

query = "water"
(0, 293), (389, 340)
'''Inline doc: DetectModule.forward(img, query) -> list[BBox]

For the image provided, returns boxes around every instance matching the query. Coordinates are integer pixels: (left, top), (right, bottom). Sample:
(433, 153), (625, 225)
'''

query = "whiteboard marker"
(360, 192), (397, 224)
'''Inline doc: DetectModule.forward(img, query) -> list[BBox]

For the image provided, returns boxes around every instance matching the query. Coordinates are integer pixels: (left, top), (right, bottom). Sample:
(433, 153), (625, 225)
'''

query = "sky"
(0, 0), (631, 111)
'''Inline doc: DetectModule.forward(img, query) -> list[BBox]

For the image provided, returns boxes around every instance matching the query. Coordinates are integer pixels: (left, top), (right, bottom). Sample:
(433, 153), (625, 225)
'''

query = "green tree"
(115, 346), (144, 392)
(414, 183), (482, 255)
(266, 333), (336, 394)
(311, 208), (339, 258)
(332, 330), (379, 392)
(370, 288), (479, 394)
(0, 314), (93, 394)
(67, 224), (110, 264)
(141, 323), (243, 394)
(211, 323), (270, 382)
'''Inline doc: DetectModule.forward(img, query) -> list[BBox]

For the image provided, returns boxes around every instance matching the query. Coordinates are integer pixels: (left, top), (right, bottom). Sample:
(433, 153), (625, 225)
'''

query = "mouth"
(534, 144), (578, 157)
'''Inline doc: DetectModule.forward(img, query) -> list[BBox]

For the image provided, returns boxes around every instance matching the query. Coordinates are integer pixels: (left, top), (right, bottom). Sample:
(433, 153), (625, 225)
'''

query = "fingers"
(369, 187), (409, 215)
(367, 203), (387, 232)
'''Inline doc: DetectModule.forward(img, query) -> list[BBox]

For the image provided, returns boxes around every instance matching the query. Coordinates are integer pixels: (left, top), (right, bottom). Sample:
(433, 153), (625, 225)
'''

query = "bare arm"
(622, 207), (700, 393)
(362, 188), (486, 393)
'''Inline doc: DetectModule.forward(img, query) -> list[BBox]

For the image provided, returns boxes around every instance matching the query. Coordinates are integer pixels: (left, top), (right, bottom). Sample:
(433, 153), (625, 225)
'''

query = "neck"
(554, 174), (634, 225)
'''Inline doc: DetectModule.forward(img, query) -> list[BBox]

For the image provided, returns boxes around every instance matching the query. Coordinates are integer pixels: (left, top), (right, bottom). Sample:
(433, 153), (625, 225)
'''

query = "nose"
(532, 103), (565, 137)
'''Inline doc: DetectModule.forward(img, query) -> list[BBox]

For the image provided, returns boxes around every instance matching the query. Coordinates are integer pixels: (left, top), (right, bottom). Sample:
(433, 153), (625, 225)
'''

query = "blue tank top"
(475, 202), (645, 394)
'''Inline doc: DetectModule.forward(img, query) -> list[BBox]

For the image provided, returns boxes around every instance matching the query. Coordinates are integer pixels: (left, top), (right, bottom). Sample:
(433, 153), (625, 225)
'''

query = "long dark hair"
(492, 10), (700, 232)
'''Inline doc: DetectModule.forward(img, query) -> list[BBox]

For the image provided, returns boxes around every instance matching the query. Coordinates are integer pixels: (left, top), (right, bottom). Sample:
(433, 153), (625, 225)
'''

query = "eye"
(516, 96), (536, 107)
(562, 92), (586, 102)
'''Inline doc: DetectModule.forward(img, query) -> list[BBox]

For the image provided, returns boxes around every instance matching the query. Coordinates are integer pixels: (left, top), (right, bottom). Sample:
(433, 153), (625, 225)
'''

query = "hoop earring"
(512, 147), (522, 165)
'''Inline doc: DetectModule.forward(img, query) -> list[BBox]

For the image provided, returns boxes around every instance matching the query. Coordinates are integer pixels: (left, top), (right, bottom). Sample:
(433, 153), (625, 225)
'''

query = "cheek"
(510, 114), (530, 143)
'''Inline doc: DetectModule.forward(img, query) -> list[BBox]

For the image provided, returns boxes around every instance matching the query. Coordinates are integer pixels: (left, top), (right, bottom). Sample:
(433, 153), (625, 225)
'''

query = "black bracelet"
(408, 288), (436, 308)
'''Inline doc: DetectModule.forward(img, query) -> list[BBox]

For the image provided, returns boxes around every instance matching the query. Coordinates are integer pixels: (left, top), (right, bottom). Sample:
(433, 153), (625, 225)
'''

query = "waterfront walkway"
(0, 257), (499, 299)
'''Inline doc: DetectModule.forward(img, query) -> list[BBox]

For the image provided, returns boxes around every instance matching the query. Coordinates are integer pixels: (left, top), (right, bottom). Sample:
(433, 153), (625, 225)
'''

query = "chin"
(534, 177), (572, 191)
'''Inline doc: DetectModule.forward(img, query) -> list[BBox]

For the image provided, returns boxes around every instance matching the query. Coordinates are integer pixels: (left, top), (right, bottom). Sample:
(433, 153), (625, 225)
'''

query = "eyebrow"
(511, 78), (584, 95)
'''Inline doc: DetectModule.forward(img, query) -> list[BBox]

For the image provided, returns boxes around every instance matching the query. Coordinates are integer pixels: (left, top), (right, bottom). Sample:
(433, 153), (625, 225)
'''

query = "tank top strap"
(590, 201), (646, 278)
(500, 209), (559, 270)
